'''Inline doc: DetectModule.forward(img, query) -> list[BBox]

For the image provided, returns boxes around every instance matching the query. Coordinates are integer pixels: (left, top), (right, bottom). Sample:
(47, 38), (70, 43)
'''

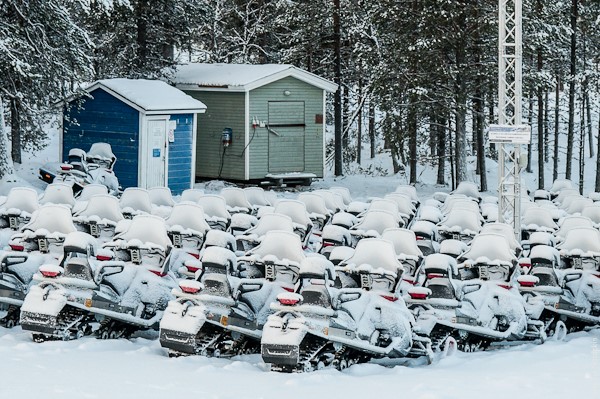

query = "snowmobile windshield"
(384, 194), (415, 217)
(87, 143), (116, 167)
(582, 205), (600, 224)
(248, 230), (306, 265)
(77, 195), (124, 222)
(314, 189), (343, 213)
(181, 189), (204, 202)
(460, 233), (516, 265)
(116, 215), (172, 250)
(521, 207), (558, 230)
(366, 199), (399, 215)
(557, 227), (600, 255)
(452, 181), (481, 200)
(40, 183), (75, 207)
(1, 187), (39, 214)
(24, 204), (77, 235)
(480, 223), (522, 253)
(148, 187), (174, 207)
(245, 213), (293, 237)
(341, 238), (403, 278)
(166, 203), (210, 234)
(273, 200), (312, 226)
(555, 216), (594, 240)
(351, 210), (400, 235)
(243, 187), (271, 207)
(197, 195), (231, 219)
(382, 228), (423, 258)
(438, 208), (481, 233)
(221, 187), (252, 210)
(120, 188), (152, 213)
(298, 193), (330, 216)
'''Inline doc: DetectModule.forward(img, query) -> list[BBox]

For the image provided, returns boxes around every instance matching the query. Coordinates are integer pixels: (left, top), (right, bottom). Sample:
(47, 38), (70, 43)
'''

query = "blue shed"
(62, 79), (207, 194)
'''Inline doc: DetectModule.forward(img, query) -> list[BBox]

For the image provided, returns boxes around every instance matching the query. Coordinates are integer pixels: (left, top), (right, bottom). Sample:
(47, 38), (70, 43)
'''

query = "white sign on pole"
(488, 124), (531, 144)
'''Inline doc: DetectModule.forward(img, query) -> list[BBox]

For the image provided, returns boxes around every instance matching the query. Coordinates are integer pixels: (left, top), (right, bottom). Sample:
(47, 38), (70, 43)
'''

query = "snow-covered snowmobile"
(20, 215), (176, 341)
(0, 204), (77, 327)
(39, 143), (119, 195)
(261, 238), (429, 372)
(407, 234), (544, 352)
(0, 187), (39, 232)
(159, 230), (304, 357)
(437, 206), (482, 243)
(235, 213), (294, 253)
(73, 194), (124, 240)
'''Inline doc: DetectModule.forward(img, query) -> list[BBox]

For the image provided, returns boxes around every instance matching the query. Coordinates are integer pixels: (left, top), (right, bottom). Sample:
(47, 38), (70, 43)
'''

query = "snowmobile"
(406, 234), (544, 352)
(197, 195), (232, 231)
(165, 202), (211, 259)
(38, 143), (119, 195)
(73, 194), (124, 240)
(410, 220), (440, 256)
(261, 238), (430, 372)
(437, 206), (482, 243)
(20, 216), (176, 341)
(349, 209), (401, 247)
(273, 200), (313, 247)
(119, 188), (153, 219)
(0, 204), (77, 327)
(235, 213), (294, 253)
(220, 187), (254, 215)
(159, 230), (304, 357)
(516, 244), (597, 338)
(298, 192), (333, 235)
(0, 187), (39, 232)
(319, 224), (352, 259)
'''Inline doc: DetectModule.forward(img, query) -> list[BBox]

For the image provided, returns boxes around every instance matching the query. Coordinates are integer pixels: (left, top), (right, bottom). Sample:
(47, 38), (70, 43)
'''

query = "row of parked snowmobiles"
(0, 179), (598, 373)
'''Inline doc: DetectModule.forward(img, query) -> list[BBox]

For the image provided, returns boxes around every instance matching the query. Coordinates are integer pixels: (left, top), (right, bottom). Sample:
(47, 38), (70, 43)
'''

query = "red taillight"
(593, 273), (600, 279)
(278, 297), (300, 305)
(518, 280), (537, 287)
(381, 294), (398, 302)
(497, 283), (511, 290)
(277, 293), (303, 306)
(519, 260), (532, 268)
(187, 252), (200, 259)
(149, 269), (166, 277)
(403, 278), (416, 285)
(282, 286), (295, 293)
(322, 241), (335, 247)
(39, 265), (63, 278)
(409, 292), (429, 300)
(179, 281), (202, 294)
(427, 273), (444, 279)
(185, 261), (201, 273)
(96, 254), (112, 261)
(60, 164), (73, 171)
(9, 243), (24, 251)
(415, 236), (424, 241)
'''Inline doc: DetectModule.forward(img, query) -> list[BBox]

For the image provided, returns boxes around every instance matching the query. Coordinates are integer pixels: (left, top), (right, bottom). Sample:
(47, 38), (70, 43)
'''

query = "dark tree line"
(0, 0), (599, 192)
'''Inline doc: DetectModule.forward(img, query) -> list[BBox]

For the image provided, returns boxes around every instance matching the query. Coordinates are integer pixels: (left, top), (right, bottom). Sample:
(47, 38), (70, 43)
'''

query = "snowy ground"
(2, 127), (600, 398)
(1, 326), (598, 399)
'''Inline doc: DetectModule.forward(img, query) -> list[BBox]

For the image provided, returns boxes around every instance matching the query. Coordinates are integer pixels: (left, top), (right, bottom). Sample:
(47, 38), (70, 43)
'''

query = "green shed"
(172, 64), (337, 184)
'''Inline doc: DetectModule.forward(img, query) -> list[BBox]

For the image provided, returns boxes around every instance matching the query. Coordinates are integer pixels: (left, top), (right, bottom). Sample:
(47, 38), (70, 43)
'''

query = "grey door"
(268, 101), (305, 173)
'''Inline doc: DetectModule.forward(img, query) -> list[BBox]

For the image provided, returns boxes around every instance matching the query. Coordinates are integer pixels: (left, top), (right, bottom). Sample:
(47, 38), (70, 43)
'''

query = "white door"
(145, 118), (167, 188)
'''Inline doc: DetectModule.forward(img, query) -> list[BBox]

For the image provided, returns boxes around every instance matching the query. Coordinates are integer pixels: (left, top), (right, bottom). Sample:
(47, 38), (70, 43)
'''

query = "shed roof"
(172, 63), (338, 93)
(86, 79), (207, 114)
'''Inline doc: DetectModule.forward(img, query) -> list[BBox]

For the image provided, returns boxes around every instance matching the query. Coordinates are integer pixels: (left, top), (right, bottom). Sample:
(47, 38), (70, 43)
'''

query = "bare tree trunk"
(565, 0), (578, 180)
(408, 95), (418, 184)
(369, 102), (375, 159)
(136, 0), (149, 71)
(333, 0), (342, 176)
(436, 113), (446, 185)
(579, 98), (585, 194)
(357, 79), (362, 164)
(596, 112), (600, 191)
(544, 91), (549, 162)
(10, 97), (21, 164)
(537, 38), (544, 189)
(526, 91), (533, 173)
(0, 97), (15, 179)
(449, 117), (456, 190)
(553, 77), (560, 182)
(475, 88), (486, 191)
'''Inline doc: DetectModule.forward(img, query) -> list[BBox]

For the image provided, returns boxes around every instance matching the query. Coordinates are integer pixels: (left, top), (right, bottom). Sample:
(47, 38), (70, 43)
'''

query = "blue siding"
(168, 114), (194, 195)
(63, 88), (140, 189)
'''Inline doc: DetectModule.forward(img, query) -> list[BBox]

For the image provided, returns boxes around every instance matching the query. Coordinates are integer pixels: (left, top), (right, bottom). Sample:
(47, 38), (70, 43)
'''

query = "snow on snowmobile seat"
(301, 285), (333, 308)
(426, 279), (456, 300)
(0, 187), (39, 215)
(63, 257), (94, 281)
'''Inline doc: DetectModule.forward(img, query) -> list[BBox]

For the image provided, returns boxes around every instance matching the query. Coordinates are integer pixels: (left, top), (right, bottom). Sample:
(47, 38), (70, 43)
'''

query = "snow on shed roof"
(172, 63), (338, 93)
(86, 79), (207, 114)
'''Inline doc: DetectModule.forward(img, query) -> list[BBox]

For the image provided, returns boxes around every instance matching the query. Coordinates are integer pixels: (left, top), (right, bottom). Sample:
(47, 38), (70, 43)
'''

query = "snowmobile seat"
(531, 268), (558, 287)
(63, 257), (94, 281)
(426, 279), (456, 300)
(300, 285), (332, 308)
(203, 273), (232, 298)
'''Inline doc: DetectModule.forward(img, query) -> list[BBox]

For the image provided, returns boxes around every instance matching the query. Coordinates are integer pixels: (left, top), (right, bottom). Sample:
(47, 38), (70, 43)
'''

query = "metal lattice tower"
(498, 0), (523, 239)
